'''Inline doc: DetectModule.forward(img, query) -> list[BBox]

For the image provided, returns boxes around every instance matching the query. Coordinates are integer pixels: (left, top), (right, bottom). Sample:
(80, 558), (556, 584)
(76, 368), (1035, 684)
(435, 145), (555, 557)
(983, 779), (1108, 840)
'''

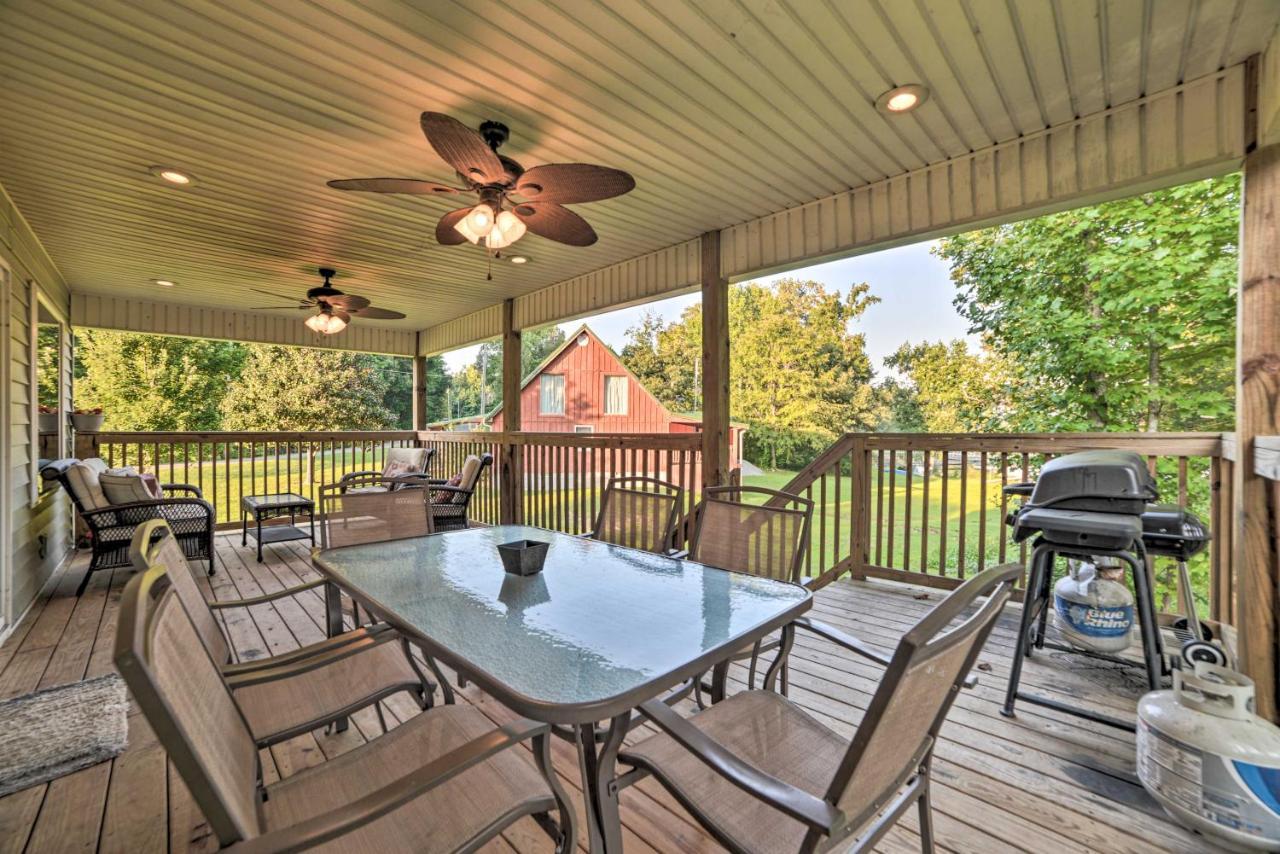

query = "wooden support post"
(701, 230), (730, 490)
(1235, 141), (1280, 721)
(411, 335), (428, 432)
(849, 436), (869, 581)
(500, 299), (523, 524)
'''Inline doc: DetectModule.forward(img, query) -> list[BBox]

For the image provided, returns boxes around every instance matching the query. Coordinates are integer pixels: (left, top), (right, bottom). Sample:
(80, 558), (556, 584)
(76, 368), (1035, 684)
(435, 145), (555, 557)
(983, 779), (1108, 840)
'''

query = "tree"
(619, 280), (882, 469)
(219, 345), (395, 431)
(452, 325), (568, 417)
(75, 329), (246, 431)
(422, 355), (450, 423)
(937, 175), (1238, 433)
(359, 355), (414, 428)
(883, 340), (1015, 433)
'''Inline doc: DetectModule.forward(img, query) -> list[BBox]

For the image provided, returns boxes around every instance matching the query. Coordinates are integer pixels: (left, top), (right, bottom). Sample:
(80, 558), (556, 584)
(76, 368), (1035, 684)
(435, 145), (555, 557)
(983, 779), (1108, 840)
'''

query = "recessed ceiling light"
(509, 255), (529, 264)
(148, 165), (196, 186)
(152, 279), (176, 287)
(875, 84), (929, 114)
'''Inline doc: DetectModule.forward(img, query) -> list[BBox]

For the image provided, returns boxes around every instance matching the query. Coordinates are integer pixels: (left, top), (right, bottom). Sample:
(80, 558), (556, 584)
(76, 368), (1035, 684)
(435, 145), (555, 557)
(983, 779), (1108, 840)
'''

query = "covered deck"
(0, 533), (1214, 854)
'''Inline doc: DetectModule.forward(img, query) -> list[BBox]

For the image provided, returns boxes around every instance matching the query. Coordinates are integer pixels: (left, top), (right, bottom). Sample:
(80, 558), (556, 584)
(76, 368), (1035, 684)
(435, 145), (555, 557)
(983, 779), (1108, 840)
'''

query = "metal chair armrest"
(223, 629), (402, 687)
(226, 718), (551, 854)
(161, 483), (203, 497)
(631, 699), (839, 832)
(207, 578), (327, 609)
(221, 625), (395, 675)
(793, 617), (892, 667)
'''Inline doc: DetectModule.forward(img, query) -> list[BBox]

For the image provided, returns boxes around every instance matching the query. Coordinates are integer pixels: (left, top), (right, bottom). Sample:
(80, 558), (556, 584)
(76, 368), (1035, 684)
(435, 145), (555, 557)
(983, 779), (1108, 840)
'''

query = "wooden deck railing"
(417, 431), (704, 533)
(73, 428), (1231, 612)
(775, 432), (1232, 614)
(73, 429), (704, 535)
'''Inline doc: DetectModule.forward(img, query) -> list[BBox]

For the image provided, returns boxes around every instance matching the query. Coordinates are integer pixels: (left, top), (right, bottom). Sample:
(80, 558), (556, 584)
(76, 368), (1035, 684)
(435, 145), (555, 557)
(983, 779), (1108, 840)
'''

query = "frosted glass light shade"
(485, 210), (527, 249)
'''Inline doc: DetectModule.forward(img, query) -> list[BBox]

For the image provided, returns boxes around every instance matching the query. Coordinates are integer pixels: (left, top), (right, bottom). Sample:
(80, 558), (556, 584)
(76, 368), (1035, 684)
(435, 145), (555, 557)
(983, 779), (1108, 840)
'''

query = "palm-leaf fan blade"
(420, 112), (506, 185)
(515, 164), (635, 203)
(435, 206), (473, 245)
(513, 202), (597, 246)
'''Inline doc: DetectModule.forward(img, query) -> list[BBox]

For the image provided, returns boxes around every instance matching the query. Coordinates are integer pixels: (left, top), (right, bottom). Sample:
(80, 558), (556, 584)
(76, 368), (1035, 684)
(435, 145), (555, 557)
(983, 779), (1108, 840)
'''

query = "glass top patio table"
(313, 524), (812, 724)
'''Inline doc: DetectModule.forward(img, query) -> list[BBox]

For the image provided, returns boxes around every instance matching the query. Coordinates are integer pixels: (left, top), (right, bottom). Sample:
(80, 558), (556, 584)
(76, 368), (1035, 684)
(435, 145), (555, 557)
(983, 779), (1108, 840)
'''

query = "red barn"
(489, 325), (745, 469)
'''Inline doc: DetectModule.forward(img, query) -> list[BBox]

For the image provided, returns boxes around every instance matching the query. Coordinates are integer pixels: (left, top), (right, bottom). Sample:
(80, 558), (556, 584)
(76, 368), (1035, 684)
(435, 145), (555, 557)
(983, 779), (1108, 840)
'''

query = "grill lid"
(1026, 450), (1157, 514)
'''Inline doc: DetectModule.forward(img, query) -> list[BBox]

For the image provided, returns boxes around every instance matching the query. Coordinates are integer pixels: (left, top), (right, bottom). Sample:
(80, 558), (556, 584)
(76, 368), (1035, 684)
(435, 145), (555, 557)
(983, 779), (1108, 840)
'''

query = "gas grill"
(1000, 450), (1212, 731)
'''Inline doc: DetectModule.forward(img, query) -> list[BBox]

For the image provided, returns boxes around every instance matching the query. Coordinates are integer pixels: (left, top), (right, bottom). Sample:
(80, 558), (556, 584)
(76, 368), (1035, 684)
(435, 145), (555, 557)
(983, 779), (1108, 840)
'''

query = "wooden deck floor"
(0, 533), (1223, 853)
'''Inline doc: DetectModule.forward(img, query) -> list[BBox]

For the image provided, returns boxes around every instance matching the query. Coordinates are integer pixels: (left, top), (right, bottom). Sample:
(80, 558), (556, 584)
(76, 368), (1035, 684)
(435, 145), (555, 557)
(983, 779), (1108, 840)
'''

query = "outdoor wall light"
(875, 84), (930, 114)
(152, 279), (176, 287)
(148, 165), (196, 186)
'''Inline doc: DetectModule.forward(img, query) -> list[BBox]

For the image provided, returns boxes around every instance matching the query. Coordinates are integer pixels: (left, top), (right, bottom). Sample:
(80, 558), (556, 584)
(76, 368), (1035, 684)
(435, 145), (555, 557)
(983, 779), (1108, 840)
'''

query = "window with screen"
(540, 374), (565, 415)
(604, 375), (628, 415)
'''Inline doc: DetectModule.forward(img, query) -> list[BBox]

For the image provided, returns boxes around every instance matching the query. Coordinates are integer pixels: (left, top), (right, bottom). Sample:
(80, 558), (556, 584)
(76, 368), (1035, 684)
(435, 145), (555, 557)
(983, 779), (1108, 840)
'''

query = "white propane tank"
(1137, 663), (1280, 851)
(1052, 558), (1134, 653)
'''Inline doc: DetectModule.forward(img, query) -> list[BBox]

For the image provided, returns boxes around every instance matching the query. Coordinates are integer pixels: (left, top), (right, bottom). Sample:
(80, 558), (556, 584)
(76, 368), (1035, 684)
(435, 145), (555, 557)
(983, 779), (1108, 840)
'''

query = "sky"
(441, 238), (978, 379)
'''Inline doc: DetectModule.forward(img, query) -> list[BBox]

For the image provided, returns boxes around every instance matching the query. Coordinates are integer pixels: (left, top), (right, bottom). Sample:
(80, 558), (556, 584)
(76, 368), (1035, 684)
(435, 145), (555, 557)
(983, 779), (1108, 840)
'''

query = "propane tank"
(1137, 663), (1280, 850)
(1052, 558), (1134, 653)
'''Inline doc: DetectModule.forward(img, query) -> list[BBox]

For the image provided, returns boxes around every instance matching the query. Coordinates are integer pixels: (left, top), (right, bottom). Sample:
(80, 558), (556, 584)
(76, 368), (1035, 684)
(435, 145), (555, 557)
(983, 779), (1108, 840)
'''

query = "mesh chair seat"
(233, 640), (423, 744)
(622, 690), (842, 854)
(262, 705), (555, 853)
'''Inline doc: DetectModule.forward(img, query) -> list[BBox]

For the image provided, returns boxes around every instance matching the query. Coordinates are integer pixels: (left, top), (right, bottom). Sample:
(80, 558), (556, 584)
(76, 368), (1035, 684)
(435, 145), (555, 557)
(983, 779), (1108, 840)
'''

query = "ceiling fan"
(328, 112), (635, 251)
(249, 268), (406, 335)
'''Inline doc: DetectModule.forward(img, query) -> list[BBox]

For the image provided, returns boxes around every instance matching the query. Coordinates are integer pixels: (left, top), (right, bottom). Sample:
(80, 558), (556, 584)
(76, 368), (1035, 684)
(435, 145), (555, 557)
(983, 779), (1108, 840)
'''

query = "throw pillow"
(138, 473), (163, 498)
(100, 468), (157, 505)
(433, 473), (463, 503)
(383, 460), (414, 478)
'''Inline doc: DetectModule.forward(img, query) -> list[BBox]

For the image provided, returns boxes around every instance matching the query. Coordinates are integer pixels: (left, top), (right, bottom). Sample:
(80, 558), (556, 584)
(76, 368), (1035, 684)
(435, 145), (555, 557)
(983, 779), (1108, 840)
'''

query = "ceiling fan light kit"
(304, 310), (347, 335)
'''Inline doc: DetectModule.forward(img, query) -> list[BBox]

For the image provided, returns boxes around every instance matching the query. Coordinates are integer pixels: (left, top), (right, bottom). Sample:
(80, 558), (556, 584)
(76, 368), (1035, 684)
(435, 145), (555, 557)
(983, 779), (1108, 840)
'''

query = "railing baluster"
(920, 449), (931, 573)
(886, 450), (897, 569)
(903, 452), (913, 572)
(957, 451), (967, 579)
(998, 452), (1008, 565)
(939, 451), (949, 577)
(978, 452), (988, 572)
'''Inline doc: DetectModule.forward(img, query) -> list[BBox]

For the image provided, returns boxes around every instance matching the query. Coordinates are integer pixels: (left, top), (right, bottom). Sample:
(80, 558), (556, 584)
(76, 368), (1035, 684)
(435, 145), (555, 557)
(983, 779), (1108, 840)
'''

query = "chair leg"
(75, 565), (94, 597)
(917, 763), (935, 854)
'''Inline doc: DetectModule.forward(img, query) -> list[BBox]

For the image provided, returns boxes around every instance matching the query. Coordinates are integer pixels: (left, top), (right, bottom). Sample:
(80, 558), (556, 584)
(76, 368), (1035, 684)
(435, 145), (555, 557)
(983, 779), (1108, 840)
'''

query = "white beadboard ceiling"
(1, 0), (1276, 336)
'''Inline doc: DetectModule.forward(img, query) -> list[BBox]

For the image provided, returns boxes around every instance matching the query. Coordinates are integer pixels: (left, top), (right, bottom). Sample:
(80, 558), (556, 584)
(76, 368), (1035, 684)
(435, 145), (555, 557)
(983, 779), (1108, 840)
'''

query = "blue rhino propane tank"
(1138, 662), (1280, 850)
(1052, 558), (1134, 653)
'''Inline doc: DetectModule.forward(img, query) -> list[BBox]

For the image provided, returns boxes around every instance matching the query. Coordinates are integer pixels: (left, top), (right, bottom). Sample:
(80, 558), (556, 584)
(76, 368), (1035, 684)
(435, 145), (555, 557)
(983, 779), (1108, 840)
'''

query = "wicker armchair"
(42, 457), (214, 595)
(426, 453), (493, 532)
(337, 446), (435, 494)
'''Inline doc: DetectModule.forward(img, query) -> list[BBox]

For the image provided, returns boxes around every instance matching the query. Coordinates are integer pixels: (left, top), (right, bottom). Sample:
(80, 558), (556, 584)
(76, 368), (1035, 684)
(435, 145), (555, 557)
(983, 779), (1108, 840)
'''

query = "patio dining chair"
(129, 519), (434, 745)
(584, 475), (684, 554)
(114, 562), (576, 853)
(319, 479), (435, 549)
(617, 564), (1020, 854)
(683, 485), (813, 699)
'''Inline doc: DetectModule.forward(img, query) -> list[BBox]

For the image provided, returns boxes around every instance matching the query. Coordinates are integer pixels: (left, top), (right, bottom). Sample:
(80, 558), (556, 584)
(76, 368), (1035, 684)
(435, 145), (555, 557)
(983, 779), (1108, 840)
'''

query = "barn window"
(604, 375), (628, 415)
(540, 374), (565, 415)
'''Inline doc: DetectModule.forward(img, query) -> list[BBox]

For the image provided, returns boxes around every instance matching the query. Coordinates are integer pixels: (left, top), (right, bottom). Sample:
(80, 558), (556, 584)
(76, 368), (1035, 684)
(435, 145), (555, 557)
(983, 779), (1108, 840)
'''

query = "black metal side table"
(240, 493), (315, 563)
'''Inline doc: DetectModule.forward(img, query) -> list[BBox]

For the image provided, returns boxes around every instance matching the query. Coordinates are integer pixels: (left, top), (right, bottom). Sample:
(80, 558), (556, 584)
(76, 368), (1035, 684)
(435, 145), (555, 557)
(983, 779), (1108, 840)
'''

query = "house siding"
(1, 182), (73, 633)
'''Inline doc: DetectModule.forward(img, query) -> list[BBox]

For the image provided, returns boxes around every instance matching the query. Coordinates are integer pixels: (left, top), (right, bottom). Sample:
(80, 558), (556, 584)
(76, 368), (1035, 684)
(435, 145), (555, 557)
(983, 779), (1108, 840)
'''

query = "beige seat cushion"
(233, 639), (421, 742)
(453, 455), (482, 504)
(65, 458), (111, 510)
(620, 690), (845, 854)
(262, 705), (554, 852)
